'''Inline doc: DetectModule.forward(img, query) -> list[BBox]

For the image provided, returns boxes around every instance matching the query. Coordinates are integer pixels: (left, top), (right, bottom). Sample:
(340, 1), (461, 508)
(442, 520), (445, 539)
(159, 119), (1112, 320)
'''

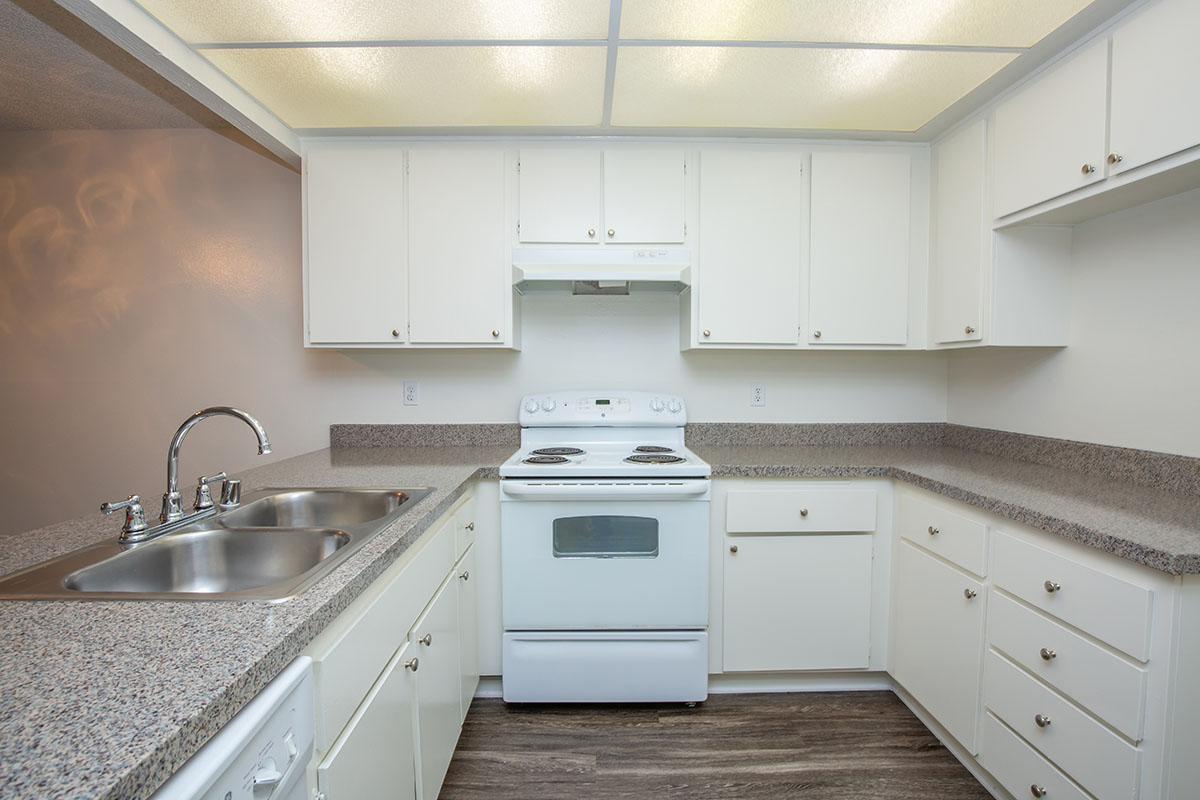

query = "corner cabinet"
(303, 142), (517, 349)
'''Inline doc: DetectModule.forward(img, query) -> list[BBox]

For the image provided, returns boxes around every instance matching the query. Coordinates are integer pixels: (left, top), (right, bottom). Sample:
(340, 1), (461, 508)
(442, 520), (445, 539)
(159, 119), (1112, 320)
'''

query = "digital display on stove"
(595, 399), (611, 405)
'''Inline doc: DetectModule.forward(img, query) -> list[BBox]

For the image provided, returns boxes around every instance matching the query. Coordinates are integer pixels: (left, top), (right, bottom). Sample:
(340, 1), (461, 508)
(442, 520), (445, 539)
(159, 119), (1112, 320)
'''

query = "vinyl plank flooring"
(440, 691), (993, 799)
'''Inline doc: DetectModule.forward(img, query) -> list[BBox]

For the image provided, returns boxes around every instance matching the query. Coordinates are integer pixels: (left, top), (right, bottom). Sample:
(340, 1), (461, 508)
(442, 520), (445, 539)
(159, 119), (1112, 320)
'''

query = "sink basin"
(218, 489), (407, 528)
(0, 486), (432, 602)
(64, 527), (350, 594)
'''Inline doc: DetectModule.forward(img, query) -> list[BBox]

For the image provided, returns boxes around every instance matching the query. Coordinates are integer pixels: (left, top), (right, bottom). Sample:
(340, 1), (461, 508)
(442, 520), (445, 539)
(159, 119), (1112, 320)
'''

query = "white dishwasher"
(152, 656), (315, 800)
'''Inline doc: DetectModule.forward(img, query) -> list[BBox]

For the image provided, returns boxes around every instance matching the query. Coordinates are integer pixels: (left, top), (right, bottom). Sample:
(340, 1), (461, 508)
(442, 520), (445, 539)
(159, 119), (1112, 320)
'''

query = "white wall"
(947, 187), (1200, 458)
(0, 129), (948, 536)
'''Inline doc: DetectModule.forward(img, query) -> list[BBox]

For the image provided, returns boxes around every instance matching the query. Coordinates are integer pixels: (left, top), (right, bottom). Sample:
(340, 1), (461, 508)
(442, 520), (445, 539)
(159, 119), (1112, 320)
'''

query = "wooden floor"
(440, 691), (992, 799)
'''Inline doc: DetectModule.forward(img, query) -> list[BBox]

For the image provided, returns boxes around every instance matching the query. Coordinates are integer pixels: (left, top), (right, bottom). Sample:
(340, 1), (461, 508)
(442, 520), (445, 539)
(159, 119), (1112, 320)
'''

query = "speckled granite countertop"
(2, 442), (1199, 800)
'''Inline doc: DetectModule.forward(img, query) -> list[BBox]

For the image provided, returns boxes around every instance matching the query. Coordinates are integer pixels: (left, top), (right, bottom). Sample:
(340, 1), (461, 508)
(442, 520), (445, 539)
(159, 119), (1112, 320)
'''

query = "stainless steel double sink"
(0, 487), (431, 603)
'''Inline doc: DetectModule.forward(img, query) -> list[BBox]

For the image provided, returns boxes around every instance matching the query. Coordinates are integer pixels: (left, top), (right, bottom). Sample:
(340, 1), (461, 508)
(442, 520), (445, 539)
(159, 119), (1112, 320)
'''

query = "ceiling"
(0, 0), (227, 130)
(132, 0), (1113, 136)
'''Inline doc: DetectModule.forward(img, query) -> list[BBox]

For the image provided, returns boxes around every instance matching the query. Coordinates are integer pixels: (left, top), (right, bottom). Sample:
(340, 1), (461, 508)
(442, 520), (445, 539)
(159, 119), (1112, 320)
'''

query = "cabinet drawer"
(897, 490), (988, 576)
(726, 488), (876, 533)
(992, 532), (1153, 661)
(980, 712), (1092, 800)
(989, 592), (1147, 741)
(983, 650), (1139, 800)
(309, 518), (455, 752)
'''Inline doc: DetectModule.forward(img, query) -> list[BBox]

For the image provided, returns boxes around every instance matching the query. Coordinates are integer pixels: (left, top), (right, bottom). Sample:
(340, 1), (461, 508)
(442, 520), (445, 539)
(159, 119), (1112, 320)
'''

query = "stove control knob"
(650, 398), (665, 412)
(667, 399), (681, 414)
(541, 398), (555, 412)
(523, 399), (539, 414)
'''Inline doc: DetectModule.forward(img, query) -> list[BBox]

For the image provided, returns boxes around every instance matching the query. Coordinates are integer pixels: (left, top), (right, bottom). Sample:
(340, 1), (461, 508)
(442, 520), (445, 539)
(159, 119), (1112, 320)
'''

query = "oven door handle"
(501, 481), (710, 501)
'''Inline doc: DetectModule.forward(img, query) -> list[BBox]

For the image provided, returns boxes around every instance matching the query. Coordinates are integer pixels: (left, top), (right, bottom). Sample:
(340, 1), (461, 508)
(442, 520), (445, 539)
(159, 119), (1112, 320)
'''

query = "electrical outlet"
(403, 380), (420, 406)
(751, 384), (766, 407)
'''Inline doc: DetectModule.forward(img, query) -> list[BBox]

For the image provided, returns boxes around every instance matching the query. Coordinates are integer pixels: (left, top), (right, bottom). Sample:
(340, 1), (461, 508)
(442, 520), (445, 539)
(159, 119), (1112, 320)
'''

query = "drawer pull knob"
(459, 570), (470, 581)
(1081, 163), (1096, 175)
(419, 633), (433, 646)
(404, 657), (419, 672)
(1030, 786), (1047, 798)
(1044, 580), (1061, 593)
(1035, 714), (1053, 728)
(799, 508), (809, 518)
(466, 522), (475, 531)
(927, 525), (939, 535)
(1040, 647), (1057, 661)
(729, 545), (738, 554)
(964, 588), (977, 599)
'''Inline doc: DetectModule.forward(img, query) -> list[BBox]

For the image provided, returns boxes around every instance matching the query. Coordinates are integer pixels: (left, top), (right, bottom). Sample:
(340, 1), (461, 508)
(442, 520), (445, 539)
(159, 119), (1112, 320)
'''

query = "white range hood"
(512, 247), (691, 294)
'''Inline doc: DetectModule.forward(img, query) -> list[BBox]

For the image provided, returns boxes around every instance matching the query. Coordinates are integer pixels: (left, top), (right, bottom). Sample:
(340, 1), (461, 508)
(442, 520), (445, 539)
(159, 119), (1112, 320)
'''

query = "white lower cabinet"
(891, 539), (986, 753)
(456, 547), (479, 722)
(412, 576), (464, 800)
(317, 642), (419, 800)
(723, 533), (873, 671)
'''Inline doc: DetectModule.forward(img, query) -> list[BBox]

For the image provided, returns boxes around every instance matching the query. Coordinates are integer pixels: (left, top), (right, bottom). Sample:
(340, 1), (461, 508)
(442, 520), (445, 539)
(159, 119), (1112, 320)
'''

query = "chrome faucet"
(102, 406), (271, 545)
(161, 407), (271, 524)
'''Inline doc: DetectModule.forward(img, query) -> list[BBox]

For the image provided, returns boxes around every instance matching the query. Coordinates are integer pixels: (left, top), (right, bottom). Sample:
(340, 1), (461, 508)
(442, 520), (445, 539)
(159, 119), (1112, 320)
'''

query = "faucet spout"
(161, 406), (271, 523)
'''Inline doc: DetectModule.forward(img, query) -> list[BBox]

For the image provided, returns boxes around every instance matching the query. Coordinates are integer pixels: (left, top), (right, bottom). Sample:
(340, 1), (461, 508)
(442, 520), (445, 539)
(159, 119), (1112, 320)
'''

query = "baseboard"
(708, 670), (893, 694)
(475, 676), (503, 698)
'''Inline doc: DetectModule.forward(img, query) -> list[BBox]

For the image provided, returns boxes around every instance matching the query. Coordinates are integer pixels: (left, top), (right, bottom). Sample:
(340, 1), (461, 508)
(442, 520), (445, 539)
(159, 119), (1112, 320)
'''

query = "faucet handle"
(193, 472), (227, 511)
(101, 495), (148, 535)
(219, 479), (242, 511)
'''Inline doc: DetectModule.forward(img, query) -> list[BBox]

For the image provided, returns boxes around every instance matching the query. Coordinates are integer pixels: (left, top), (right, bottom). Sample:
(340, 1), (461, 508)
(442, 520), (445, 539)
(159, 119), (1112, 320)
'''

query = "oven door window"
(552, 516), (659, 558)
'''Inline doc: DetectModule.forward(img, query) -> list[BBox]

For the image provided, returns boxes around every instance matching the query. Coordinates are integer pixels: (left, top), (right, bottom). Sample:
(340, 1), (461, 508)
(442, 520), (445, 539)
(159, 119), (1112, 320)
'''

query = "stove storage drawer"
(726, 487), (877, 534)
(502, 631), (708, 702)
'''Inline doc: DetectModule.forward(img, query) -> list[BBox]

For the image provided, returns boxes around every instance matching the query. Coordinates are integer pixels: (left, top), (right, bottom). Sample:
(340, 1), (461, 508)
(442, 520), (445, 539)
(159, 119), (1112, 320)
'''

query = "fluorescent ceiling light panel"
(135, 0), (611, 43)
(203, 46), (607, 127)
(619, 0), (1098, 48)
(611, 47), (1016, 131)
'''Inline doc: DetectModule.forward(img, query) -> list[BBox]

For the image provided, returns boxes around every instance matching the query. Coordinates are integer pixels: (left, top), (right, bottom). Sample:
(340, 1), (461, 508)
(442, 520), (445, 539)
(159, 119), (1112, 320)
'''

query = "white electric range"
(499, 391), (711, 704)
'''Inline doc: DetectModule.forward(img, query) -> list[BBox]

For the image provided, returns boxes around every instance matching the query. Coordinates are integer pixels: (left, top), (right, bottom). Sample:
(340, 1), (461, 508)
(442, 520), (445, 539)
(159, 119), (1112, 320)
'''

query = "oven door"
(500, 480), (710, 630)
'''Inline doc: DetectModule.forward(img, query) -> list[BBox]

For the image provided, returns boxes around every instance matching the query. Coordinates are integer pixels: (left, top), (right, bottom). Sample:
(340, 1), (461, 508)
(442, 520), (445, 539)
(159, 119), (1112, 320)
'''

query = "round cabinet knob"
(459, 570), (470, 581)
(391, 329), (400, 338)
(650, 397), (665, 412)
(799, 508), (809, 518)
(1030, 785), (1047, 798)
(587, 228), (596, 238)
(607, 228), (615, 238)
(1035, 713), (1053, 728)
(1040, 647), (1057, 661)
(541, 398), (555, 411)
(964, 588), (978, 600)
(1044, 580), (1061, 593)
(965, 325), (977, 335)
(668, 399), (681, 413)
(419, 633), (433, 646)
(523, 399), (539, 414)
(813, 330), (822, 339)
(1081, 163), (1096, 175)
(702, 329), (711, 338)
(1107, 152), (1124, 165)
(466, 521), (475, 531)
(729, 545), (738, 554)
(491, 329), (500, 338)
(404, 657), (419, 672)
(927, 526), (939, 535)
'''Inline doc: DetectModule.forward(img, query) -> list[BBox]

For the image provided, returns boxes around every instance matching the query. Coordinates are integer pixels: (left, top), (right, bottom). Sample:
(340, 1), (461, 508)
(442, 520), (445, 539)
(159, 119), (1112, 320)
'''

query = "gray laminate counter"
(2, 442), (1198, 800)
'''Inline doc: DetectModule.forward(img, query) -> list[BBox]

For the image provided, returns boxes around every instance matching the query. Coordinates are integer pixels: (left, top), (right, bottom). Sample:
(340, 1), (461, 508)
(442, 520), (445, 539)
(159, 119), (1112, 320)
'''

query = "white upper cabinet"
(931, 120), (987, 345)
(408, 149), (509, 345)
(517, 149), (602, 243)
(1109, 0), (1200, 174)
(695, 150), (805, 345)
(809, 151), (911, 345)
(601, 150), (686, 243)
(993, 40), (1109, 218)
(305, 144), (407, 344)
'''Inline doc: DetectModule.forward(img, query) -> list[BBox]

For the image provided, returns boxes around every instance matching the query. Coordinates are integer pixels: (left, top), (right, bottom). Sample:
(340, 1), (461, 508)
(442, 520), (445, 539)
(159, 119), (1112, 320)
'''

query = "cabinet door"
(518, 149), (601, 243)
(412, 578), (463, 800)
(696, 150), (804, 345)
(993, 40), (1108, 217)
(408, 150), (508, 344)
(456, 547), (479, 723)
(1109, 0), (1200, 174)
(317, 641), (418, 800)
(305, 145), (406, 344)
(931, 120), (987, 344)
(602, 150), (686, 243)
(723, 534), (872, 671)
(891, 540), (986, 753)
(808, 151), (910, 345)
